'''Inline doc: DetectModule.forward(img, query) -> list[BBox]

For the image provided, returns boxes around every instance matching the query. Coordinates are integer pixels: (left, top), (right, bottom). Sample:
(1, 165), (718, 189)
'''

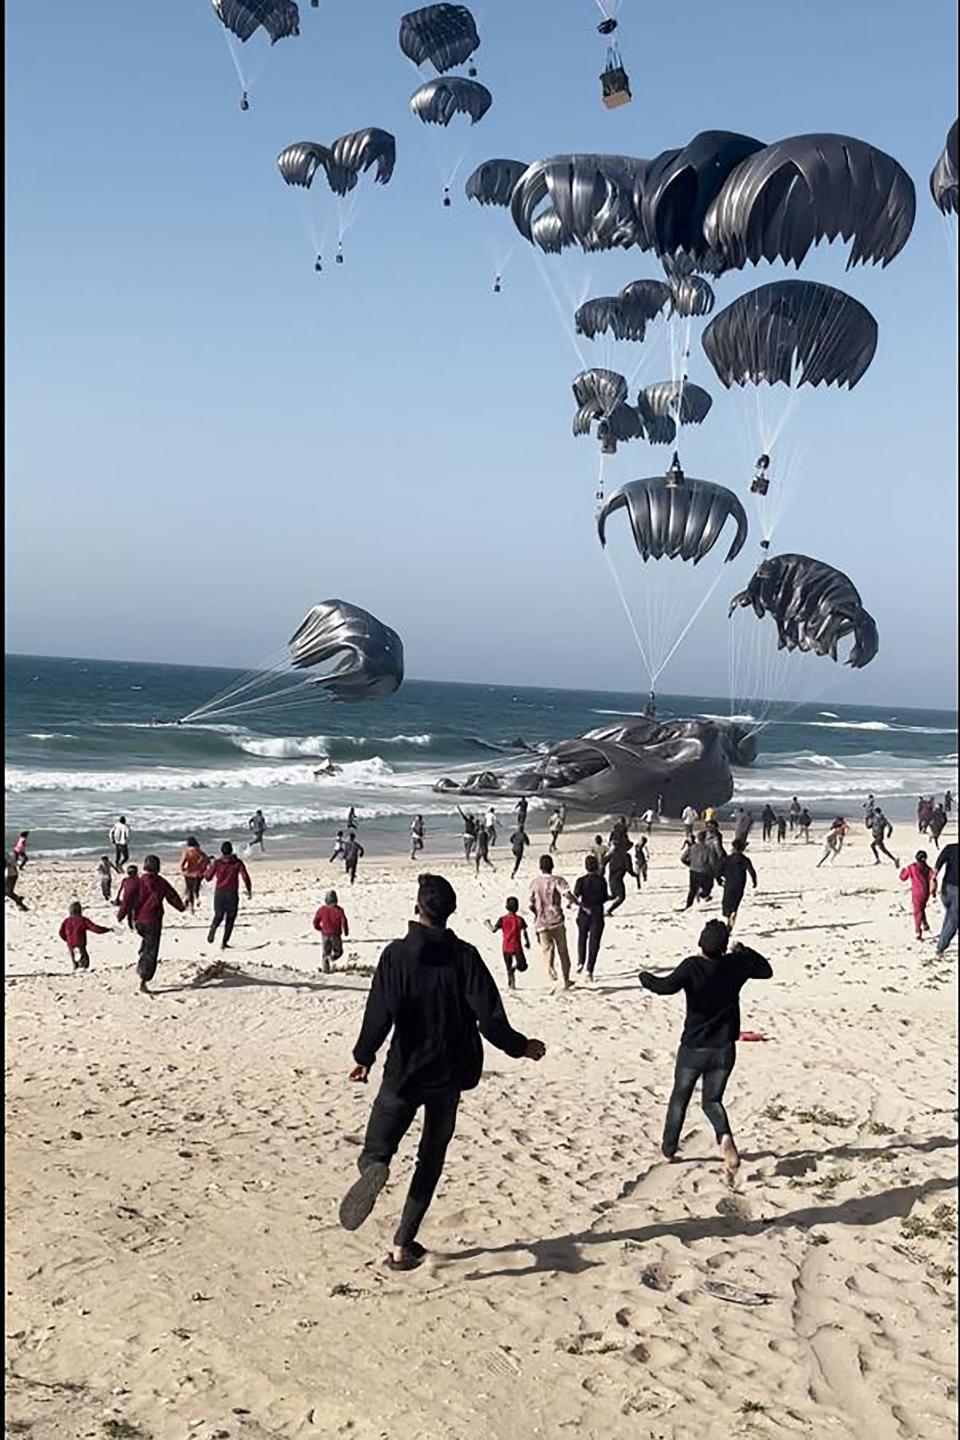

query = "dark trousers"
(722, 883), (745, 921)
(136, 921), (162, 982)
(685, 872), (713, 907)
(663, 1043), (736, 1156)
(576, 907), (605, 975)
(208, 890), (239, 944)
(607, 873), (627, 914)
(871, 839), (897, 864)
(346, 860), (358, 885)
(115, 844), (129, 867)
(5, 874), (27, 910)
(359, 1085), (461, 1248)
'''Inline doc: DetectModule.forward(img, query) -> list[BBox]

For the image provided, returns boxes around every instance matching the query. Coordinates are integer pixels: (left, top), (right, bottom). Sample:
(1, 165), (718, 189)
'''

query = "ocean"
(5, 653), (957, 857)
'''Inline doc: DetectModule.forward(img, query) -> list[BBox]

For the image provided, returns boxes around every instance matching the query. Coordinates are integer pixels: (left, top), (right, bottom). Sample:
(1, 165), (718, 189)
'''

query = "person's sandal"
(338, 1162), (389, 1231)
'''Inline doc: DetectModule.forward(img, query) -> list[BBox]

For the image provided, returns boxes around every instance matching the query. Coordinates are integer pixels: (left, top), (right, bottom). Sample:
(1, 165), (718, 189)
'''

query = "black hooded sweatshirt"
(353, 922), (529, 1098)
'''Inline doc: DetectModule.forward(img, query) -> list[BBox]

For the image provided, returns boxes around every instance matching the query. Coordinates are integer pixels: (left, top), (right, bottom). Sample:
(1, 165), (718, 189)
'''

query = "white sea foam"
(27, 732), (74, 741)
(4, 756), (398, 795)
(236, 734), (332, 759)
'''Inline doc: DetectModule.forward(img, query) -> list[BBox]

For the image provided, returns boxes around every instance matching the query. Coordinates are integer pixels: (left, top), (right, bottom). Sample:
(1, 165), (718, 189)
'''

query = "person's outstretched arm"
(746, 857), (758, 887)
(638, 958), (692, 994)
(238, 859), (253, 897)
(352, 950), (395, 1073)
(462, 948), (531, 1058)
(161, 878), (187, 914)
(731, 942), (773, 978)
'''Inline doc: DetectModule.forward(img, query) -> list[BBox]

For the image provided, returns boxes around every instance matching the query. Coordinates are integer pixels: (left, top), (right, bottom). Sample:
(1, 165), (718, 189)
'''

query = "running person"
(639, 920), (772, 1176)
(529, 855), (573, 987)
(606, 844), (635, 916)
(5, 854), (28, 911)
(935, 842), (959, 956)
(548, 806), (566, 854)
(899, 852), (937, 941)
(248, 809), (267, 854)
(96, 855), (119, 902)
(633, 835), (649, 888)
(109, 816), (131, 867)
(817, 817), (848, 866)
(313, 889), (349, 971)
(869, 809), (899, 867)
(118, 854), (185, 994)
(457, 808), (478, 862)
(338, 874), (545, 1271)
(179, 836), (208, 912)
(474, 824), (494, 875)
(205, 841), (252, 948)
(344, 832), (365, 885)
(719, 839), (757, 931)
(59, 901), (110, 972)
(573, 854), (608, 980)
(115, 865), (140, 928)
(410, 815), (425, 861)
(509, 826), (530, 879)
(489, 896), (529, 989)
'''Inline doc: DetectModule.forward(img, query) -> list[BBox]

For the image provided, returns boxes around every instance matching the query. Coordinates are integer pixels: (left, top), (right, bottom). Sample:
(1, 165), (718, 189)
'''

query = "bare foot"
(719, 1134), (741, 1182)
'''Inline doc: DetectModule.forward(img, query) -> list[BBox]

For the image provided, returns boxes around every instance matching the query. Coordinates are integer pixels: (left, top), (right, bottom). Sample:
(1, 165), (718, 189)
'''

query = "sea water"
(5, 654), (957, 857)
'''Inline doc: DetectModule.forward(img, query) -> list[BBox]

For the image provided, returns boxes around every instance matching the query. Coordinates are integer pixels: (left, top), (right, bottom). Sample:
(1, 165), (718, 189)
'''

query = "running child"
(488, 896), (529, 989)
(313, 889), (350, 972)
(59, 901), (110, 972)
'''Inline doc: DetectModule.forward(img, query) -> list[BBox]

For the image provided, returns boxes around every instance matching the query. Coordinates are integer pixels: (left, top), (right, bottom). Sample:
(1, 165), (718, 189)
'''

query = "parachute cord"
(602, 546), (655, 685)
(650, 560), (729, 686)
(180, 645), (292, 722)
(221, 29), (248, 93)
(529, 248), (591, 370)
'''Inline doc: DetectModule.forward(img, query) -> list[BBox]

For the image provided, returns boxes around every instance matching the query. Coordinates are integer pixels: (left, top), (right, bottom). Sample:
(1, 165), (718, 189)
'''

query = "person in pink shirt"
(899, 851), (938, 942)
(313, 889), (349, 971)
(59, 901), (110, 971)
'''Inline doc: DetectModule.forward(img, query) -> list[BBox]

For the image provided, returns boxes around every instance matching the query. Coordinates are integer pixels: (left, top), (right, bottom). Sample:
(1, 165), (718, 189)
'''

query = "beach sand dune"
(5, 825), (958, 1439)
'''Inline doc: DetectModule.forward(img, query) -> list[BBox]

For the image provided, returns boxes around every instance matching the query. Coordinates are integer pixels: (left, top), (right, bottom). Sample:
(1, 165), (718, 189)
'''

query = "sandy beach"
(4, 818), (958, 1440)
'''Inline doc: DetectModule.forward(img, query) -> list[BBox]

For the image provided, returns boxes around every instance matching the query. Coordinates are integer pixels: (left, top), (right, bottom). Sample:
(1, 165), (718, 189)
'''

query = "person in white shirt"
(109, 816), (130, 867)
(640, 808), (657, 835)
(484, 807), (497, 847)
(681, 805), (698, 841)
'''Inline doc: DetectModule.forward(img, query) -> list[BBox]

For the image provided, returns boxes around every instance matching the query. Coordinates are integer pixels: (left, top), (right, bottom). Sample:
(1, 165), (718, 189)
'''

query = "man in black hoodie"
(339, 873), (546, 1271)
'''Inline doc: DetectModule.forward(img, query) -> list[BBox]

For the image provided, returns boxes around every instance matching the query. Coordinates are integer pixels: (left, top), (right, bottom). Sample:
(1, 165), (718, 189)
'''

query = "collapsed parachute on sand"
(278, 130), (396, 195)
(931, 120), (959, 216)
(729, 554), (878, 669)
(597, 467), (748, 565)
(400, 5), (480, 73)
(180, 600), (404, 722)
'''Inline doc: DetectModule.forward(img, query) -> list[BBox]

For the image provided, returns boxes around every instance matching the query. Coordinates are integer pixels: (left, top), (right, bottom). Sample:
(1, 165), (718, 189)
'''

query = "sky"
(5, 0), (958, 708)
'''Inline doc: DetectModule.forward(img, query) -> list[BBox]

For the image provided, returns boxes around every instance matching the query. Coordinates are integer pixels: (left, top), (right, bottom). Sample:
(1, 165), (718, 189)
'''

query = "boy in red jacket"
(204, 841), (253, 950)
(487, 895), (529, 989)
(118, 854), (185, 994)
(313, 889), (349, 971)
(59, 901), (110, 971)
(114, 865), (140, 929)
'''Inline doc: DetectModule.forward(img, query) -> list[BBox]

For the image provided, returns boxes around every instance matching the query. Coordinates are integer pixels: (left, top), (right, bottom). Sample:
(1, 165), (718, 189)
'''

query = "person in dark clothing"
(457, 808), (478, 862)
(633, 835), (649, 889)
(573, 854), (608, 979)
(798, 807), (812, 843)
(606, 844), (635, 916)
(608, 817), (630, 853)
(719, 838), (758, 931)
(935, 842), (958, 956)
(5, 853), (28, 911)
(474, 824), (494, 874)
(118, 854), (185, 993)
(869, 810), (899, 866)
(339, 873), (546, 1270)
(115, 865), (140, 928)
(489, 895), (529, 988)
(733, 808), (754, 846)
(344, 832), (365, 884)
(204, 841), (253, 948)
(639, 919), (772, 1176)
(59, 901), (110, 971)
(788, 797), (801, 832)
(928, 805), (948, 850)
(775, 814), (788, 844)
(248, 809), (267, 853)
(760, 805), (776, 842)
(681, 832), (714, 908)
(514, 797), (529, 829)
(945, 791), (954, 815)
(509, 826), (530, 879)
(918, 796), (934, 834)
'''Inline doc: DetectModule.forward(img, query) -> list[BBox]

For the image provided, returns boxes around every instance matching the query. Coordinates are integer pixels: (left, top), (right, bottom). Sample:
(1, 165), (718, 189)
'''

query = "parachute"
(180, 600), (405, 722)
(635, 130), (765, 273)
(702, 281), (878, 391)
(465, 158), (530, 208)
(278, 130), (396, 195)
(702, 134), (915, 270)
(729, 555), (878, 669)
(572, 367), (629, 416)
(575, 288), (667, 342)
(410, 77), (491, 126)
(639, 381), (712, 427)
(510, 154), (648, 253)
(931, 120), (959, 216)
(597, 471), (748, 565)
(212, 0), (299, 44)
(399, 5), (480, 73)
(670, 274), (715, 317)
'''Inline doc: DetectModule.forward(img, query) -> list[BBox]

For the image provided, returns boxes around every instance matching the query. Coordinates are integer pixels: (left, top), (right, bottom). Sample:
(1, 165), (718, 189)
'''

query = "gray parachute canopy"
(288, 600), (405, 700)
(931, 120), (959, 216)
(670, 274), (715, 316)
(639, 381), (713, 426)
(531, 210), (564, 253)
(399, 5), (480, 73)
(465, 158), (530, 207)
(575, 289), (666, 342)
(636, 130), (765, 271)
(277, 132), (395, 195)
(729, 554), (878, 669)
(701, 281), (878, 390)
(410, 77), (491, 125)
(703, 134), (915, 269)
(597, 474), (748, 565)
(595, 403), (645, 451)
(212, 0), (299, 43)
(510, 154), (648, 253)
(572, 367), (629, 415)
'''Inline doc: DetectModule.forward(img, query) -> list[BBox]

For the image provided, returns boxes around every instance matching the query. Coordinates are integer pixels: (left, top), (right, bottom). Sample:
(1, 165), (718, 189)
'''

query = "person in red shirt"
(117, 853), (185, 993)
(59, 901), (110, 971)
(114, 865), (140, 929)
(313, 888), (349, 972)
(179, 836), (209, 913)
(204, 841), (252, 950)
(488, 895), (529, 989)
(899, 851), (938, 941)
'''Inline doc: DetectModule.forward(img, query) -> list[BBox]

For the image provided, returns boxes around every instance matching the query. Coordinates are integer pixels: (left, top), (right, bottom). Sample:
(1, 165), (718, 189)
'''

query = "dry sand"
(4, 819), (958, 1440)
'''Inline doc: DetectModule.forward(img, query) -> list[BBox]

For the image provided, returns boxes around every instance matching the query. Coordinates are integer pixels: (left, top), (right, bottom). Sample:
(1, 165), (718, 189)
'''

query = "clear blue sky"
(6, 1), (958, 707)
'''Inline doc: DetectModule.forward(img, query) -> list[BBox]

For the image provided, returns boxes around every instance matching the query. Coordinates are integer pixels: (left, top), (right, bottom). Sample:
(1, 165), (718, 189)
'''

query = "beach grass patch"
(866, 1121), (895, 1136)
(739, 1399), (767, 1414)
(102, 1422), (151, 1440)
(794, 1107), (854, 1127)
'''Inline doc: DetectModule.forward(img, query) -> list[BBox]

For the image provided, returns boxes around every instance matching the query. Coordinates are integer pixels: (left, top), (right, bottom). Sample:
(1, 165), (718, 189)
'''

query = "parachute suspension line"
(530, 248), (591, 370)
(602, 546), (655, 685)
(595, 452), (607, 506)
(179, 678), (321, 726)
(650, 560), (729, 686)
(179, 643), (294, 722)
(221, 28), (248, 94)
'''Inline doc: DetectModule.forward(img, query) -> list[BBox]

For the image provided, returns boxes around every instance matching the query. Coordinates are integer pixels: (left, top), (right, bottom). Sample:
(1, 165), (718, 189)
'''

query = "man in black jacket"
(339, 873), (546, 1270)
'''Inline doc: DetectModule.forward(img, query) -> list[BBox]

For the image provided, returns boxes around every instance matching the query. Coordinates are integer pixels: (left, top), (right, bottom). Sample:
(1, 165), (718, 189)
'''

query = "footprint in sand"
(715, 1194), (752, 1221)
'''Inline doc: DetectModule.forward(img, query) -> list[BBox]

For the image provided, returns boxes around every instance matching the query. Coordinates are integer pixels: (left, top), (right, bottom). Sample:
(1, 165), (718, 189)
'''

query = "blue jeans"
(663, 1043), (736, 1156)
(938, 883), (958, 954)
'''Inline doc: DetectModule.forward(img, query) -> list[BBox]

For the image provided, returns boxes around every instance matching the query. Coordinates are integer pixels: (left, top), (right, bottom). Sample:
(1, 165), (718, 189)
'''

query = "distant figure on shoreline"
(96, 854), (119, 902)
(410, 815), (425, 861)
(457, 807), (478, 862)
(474, 823), (493, 874)
(928, 804), (948, 851)
(248, 809), (267, 854)
(899, 852), (937, 942)
(681, 804), (698, 841)
(344, 831), (365, 885)
(347, 806), (358, 832)
(59, 900), (110, 972)
(945, 790), (954, 815)
(634, 834), (649, 888)
(798, 808), (812, 843)
(548, 806), (566, 853)
(639, 919), (773, 1178)
(5, 853), (28, 911)
(761, 805), (776, 842)
(110, 816), (130, 867)
(789, 797), (802, 832)
(514, 797), (529, 829)
(13, 832), (29, 871)
(330, 831), (348, 865)
(338, 873), (545, 1271)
